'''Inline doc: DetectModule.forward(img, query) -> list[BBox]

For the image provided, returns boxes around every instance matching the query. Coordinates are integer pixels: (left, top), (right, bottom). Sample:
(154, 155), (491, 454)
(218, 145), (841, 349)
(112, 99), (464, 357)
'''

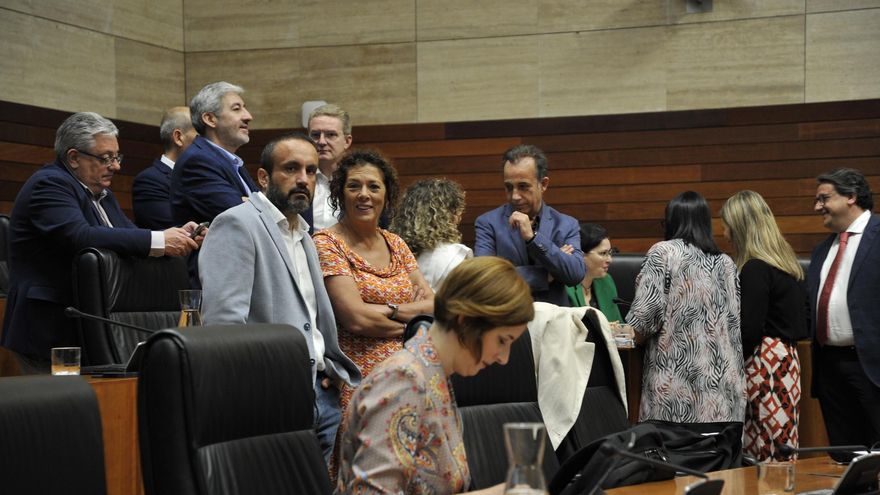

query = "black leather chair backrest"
(72, 247), (189, 366)
(138, 324), (326, 495)
(0, 214), (10, 296)
(459, 401), (560, 490)
(0, 375), (107, 495)
(451, 330), (538, 406)
(606, 253), (645, 317)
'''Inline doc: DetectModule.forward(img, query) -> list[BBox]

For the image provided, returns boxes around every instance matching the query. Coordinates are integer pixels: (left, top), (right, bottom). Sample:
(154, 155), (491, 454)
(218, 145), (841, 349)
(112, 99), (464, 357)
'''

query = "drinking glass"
(51, 347), (81, 375)
(503, 422), (548, 495)
(178, 289), (203, 327)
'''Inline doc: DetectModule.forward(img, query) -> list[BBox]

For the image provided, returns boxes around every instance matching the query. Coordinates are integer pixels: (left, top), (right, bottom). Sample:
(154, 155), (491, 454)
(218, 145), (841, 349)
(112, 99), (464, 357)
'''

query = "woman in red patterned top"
(313, 149), (434, 413)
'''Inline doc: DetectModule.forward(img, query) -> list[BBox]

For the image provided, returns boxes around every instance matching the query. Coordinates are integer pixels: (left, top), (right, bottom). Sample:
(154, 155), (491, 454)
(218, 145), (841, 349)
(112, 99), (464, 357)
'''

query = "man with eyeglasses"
(807, 168), (880, 449)
(1, 112), (203, 369)
(306, 103), (353, 232)
(475, 144), (585, 306)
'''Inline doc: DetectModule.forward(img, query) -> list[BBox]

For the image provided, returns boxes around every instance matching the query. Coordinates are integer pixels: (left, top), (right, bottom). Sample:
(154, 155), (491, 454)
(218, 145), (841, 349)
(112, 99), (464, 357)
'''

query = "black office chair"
(0, 375), (107, 495)
(138, 324), (329, 495)
(452, 330), (538, 406)
(72, 247), (189, 366)
(0, 214), (9, 296)
(460, 401), (560, 490)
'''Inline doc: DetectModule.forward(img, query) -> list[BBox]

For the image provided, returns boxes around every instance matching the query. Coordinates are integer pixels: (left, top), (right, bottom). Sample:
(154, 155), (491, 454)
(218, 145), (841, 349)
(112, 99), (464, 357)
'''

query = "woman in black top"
(721, 190), (808, 461)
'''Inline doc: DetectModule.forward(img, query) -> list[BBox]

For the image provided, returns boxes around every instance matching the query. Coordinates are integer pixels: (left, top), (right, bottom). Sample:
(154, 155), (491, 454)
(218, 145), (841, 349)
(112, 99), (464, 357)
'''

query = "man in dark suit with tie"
(474, 144), (585, 306)
(132, 106), (197, 229)
(807, 168), (880, 447)
(0, 112), (201, 366)
(171, 81), (258, 286)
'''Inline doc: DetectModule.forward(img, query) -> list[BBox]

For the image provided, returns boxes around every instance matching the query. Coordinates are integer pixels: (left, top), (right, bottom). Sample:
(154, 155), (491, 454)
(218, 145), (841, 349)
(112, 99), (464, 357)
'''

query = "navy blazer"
(132, 158), (174, 229)
(807, 213), (880, 389)
(170, 136), (258, 225)
(474, 203), (585, 306)
(1, 161), (151, 360)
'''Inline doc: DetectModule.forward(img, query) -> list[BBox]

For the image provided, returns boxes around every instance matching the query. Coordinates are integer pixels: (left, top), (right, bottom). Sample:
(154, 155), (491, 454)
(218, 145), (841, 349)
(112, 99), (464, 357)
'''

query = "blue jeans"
(314, 371), (342, 463)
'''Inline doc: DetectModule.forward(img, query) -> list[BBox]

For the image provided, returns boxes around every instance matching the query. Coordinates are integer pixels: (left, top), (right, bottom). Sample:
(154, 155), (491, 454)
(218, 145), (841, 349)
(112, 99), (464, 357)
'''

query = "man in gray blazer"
(199, 132), (360, 461)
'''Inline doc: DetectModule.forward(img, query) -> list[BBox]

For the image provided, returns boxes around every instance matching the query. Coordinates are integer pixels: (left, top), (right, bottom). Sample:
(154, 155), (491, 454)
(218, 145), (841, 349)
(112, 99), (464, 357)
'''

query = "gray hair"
(189, 81), (245, 135)
(308, 103), (351, 135)
(159, 107), (194, 151)
(54, 112), (118, 165)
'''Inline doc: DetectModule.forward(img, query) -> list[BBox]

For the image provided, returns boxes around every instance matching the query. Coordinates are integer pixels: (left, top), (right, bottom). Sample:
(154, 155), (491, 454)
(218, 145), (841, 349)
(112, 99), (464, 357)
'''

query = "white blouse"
(416, 243), (473, 292)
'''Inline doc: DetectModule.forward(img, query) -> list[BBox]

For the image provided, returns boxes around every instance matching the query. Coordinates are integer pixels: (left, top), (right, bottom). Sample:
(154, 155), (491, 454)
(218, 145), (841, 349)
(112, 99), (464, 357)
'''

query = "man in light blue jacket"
(199, 132), (360, 461)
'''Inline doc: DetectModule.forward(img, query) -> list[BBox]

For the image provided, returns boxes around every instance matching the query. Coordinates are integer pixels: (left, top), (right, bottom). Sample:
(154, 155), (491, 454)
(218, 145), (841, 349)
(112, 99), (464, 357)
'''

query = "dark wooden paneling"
(2, 98), (879, 259)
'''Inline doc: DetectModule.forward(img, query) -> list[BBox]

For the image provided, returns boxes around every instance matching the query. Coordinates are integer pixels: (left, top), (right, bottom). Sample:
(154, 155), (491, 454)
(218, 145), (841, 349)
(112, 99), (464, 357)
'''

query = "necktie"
(816, 232), (850, 345)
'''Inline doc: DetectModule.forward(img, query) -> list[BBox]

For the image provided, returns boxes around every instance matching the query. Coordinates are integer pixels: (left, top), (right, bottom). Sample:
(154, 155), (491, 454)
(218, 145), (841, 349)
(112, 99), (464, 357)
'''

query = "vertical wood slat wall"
(2, 98), (879, 256)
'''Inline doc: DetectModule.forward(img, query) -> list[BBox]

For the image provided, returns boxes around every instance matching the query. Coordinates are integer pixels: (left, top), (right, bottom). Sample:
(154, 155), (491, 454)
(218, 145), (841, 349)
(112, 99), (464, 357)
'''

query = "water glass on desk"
(51, 347), (80, 375)
(504, 422), (548, 494)
(609, 321), (635, 348)
(757, 461), (795, 494)
(178, 289), (203, 327)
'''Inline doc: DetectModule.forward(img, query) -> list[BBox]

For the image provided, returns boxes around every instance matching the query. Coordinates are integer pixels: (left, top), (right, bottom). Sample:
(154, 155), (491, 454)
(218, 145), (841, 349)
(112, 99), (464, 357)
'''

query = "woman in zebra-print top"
(627, 191), (746, 436)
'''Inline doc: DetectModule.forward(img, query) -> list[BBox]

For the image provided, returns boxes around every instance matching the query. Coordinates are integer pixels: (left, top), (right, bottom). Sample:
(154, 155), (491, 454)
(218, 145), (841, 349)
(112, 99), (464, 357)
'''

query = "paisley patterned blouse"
(335, 329), (470, 495)
(626, 239), (746, 424)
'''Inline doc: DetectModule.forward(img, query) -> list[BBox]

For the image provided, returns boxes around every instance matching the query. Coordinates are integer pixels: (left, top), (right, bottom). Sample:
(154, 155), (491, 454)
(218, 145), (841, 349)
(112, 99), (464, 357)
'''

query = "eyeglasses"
(589, 247), (619, 259)
(814, 193), (838, 206)
(76, 149), (124, 166)
(308, 130), (341, 141)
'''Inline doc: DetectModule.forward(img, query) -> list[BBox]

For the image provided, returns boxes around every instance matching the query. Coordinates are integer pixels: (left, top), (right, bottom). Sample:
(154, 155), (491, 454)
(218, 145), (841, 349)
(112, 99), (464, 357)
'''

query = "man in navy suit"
(171, 81), (258, 286)
(132, 106), (197, 229)
(0, 112), (201, 364)
(474, 144), (585, 306)
(171, 81), (258, 226)
(807, 168), (880, 446)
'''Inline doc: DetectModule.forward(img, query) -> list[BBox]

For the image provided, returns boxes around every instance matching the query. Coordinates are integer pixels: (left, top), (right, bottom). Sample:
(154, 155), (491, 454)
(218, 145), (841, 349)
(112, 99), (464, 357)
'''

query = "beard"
(266, 181), (310, 217)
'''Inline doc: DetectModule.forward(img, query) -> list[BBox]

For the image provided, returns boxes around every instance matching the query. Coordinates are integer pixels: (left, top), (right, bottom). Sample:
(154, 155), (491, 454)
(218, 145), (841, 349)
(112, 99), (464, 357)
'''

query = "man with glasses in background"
(305, 103), (353, 232)
(0, 112), (203, 370)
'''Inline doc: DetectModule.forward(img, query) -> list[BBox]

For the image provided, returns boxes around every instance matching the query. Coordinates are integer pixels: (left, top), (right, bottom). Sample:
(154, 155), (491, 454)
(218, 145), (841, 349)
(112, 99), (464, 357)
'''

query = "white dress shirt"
(311, 169), (338, 231)
(818, 209), (872, 346)
(159, 154), (175, 169)
(259, 192), (326, 369)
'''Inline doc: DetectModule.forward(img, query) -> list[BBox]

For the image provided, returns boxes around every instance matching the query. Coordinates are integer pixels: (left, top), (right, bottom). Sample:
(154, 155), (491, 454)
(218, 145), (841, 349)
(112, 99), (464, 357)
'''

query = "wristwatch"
(387, 303), (400, 320)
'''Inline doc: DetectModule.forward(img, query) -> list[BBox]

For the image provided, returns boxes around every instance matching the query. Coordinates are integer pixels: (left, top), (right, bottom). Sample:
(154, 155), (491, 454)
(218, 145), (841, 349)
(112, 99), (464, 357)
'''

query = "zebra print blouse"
(626, 239), (746, 424)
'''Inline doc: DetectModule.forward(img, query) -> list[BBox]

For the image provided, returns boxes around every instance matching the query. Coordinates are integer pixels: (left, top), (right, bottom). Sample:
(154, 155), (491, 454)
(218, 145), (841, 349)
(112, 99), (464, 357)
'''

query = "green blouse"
(565, 274), (623, 322)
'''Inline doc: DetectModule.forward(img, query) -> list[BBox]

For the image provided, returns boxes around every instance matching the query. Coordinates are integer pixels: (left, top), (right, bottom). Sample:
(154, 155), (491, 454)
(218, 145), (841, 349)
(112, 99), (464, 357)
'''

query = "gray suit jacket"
(199, 192), (360, 387)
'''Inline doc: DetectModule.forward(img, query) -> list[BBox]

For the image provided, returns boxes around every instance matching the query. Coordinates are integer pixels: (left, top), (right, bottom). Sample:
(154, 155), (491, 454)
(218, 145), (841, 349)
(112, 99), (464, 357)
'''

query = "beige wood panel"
(1, 0), (183, 51)
(183, 0), (414, 52)
(539, 28), (667, 117)
(417, 0), (668, 41)
(538, 0), (668, 33)
(417, 0), (538, 40)
(186, 43), (417, 129)
(115, 39), (185, 126)
(418, 36), (539, 122)
(805, 9), (880, 103)
(807, 0), (880, 12)
(668, 0), (804, 24)
(666, 16), (805, 110)
(0, 10), (116, 118)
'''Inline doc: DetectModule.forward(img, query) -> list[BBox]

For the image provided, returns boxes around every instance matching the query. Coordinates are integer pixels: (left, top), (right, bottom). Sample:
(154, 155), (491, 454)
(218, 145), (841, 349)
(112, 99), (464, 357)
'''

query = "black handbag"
(550, 422), (742, 495)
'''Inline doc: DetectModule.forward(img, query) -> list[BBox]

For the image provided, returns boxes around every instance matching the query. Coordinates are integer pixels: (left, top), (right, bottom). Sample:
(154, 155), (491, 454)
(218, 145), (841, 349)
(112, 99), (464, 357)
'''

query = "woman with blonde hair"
(336, 256), (534, 495)
(390, 178), (473, 292)
(721, 190), (808, 461)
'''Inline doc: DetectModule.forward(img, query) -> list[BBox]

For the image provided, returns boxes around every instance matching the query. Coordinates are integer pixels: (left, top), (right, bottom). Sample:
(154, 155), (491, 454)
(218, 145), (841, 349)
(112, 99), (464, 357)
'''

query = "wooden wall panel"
(2, 98), (878, 261)
(806, 8), (880, 103)
(115, 39), (186, 125)
(807, 0), (880, 13)
(183, 0), (414, 52)
(666, 16), (805, 110)
(186, 43), (417, 129)
(667, 0), (804, 23)
(1, 0), (184, 51)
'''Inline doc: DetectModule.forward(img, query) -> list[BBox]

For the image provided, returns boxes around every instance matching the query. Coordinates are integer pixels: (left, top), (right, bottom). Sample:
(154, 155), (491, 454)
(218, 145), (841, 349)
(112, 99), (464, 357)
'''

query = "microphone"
(599, 441), (709, 479)
(64, 306), (157, 334)
(777, 443), (868, 462)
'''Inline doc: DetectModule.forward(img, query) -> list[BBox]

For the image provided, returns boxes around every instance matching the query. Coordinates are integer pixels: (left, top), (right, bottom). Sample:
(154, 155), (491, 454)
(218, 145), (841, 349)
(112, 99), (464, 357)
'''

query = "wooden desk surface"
(606, 456), (845, 494)
(87, 376), (144, 495)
